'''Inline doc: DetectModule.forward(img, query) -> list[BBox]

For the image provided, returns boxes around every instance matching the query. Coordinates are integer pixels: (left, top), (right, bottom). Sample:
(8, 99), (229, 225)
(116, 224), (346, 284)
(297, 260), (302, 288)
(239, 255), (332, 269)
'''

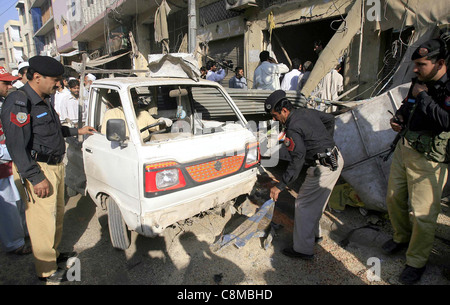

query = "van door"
(82, 87), (141, 221)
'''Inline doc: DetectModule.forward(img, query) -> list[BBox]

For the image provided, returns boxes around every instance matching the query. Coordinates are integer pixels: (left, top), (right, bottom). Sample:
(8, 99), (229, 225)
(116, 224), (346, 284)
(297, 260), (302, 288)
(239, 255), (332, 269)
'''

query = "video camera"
(217, 59), (234, 70)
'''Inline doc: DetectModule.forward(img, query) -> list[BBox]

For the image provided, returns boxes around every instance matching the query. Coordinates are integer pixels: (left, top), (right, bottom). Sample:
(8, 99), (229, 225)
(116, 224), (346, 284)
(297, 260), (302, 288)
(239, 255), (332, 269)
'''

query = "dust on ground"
(0, 165), (449, 286)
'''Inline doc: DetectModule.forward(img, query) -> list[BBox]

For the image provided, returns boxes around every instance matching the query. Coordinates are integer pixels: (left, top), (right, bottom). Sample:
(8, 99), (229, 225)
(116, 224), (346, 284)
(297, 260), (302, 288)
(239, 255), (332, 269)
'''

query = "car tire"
(107, 197), (131, 250)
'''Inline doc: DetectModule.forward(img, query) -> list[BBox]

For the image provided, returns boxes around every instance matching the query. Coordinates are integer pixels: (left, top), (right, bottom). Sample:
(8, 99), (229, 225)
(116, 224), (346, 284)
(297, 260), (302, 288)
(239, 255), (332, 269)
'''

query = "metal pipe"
(188, 0), (197, 54)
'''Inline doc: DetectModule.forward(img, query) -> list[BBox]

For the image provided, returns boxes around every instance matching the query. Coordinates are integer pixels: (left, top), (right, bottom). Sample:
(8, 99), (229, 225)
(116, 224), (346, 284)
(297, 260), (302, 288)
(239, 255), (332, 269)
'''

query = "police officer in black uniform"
(265, 90), (344, 260)
(0, 55), (95, 283)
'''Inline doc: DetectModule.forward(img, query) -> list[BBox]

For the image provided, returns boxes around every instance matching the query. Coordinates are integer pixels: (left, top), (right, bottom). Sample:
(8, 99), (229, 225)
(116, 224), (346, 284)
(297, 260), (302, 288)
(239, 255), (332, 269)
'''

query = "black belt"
(33, 152), (64, 165)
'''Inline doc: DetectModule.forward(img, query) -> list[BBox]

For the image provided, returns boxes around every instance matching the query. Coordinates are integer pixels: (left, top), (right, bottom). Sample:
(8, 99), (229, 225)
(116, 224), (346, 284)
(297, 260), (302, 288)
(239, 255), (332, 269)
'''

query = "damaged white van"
(75, 64), (259, 250)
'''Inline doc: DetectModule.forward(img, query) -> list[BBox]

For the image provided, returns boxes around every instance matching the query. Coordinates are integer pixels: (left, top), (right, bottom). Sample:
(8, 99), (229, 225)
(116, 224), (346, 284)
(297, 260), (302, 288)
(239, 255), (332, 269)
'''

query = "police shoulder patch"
(10, 112), (30, 127)
(285, 137), (295, 151)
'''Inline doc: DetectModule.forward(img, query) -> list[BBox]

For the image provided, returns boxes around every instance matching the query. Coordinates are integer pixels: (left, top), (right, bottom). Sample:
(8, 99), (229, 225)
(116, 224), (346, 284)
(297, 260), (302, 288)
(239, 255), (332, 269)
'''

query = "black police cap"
(265, 90), (286, 113)
(411, 38), (447, 60)
(29, 55), (65, 77)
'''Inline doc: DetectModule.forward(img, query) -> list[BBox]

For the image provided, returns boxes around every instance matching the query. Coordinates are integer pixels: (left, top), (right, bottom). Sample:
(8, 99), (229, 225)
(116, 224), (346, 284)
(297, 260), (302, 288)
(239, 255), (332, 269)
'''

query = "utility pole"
(188, 0), (196, 54)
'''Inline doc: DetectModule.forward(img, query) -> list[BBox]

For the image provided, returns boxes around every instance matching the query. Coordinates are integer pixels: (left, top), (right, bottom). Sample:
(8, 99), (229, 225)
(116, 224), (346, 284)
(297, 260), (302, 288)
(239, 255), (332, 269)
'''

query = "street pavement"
(0, 165), (449, 287)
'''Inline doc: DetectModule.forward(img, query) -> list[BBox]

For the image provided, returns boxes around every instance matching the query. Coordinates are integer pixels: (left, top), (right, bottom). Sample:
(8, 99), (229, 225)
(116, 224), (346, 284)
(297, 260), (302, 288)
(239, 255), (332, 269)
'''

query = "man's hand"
(34, 178), (51, 198)
(412, 83), (428, 98)
(390, 114), (404, 133)
(270, 186), (281, 202)
(78, 126), (97, 135)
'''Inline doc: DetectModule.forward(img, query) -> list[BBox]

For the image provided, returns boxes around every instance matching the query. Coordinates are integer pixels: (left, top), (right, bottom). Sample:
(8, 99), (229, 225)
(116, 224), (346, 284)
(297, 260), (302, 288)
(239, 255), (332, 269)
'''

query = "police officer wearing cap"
(0, 55), (96, 283)
(382, 38), (450, 284)
(265, 89), (344, 260)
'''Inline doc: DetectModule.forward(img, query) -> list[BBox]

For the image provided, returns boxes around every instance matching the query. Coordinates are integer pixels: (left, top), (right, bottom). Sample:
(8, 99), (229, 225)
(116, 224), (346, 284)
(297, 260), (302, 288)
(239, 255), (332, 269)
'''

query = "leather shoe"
(382, 239), (408, 254)
(399, 265), (426, 285)
(57, 251), (77, 264)
(282, 247), (314, 260)
(38, 268), (68, 283)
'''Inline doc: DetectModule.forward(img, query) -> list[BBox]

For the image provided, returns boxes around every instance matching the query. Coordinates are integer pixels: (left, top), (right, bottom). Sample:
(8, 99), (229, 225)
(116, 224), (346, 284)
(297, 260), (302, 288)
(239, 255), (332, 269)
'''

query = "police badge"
(285, 137), (295, 151)
(418, 48), (429, 57)
(16, 112), (27, 124)
(11, 112), (30, 127)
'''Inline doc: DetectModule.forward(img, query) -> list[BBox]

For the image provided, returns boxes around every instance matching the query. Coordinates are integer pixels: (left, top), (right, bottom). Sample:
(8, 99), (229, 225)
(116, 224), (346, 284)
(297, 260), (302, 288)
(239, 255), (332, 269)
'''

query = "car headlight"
(156, 169), (180, 189)
(245, 142), (260, 168)
(145, 162), (186, 193)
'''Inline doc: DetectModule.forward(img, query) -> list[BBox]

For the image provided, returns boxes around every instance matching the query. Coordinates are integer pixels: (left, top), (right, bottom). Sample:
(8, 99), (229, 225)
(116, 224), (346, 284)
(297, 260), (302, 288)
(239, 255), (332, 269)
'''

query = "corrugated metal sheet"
(193, 87), (337, 117)
(192, 88), (306, 116)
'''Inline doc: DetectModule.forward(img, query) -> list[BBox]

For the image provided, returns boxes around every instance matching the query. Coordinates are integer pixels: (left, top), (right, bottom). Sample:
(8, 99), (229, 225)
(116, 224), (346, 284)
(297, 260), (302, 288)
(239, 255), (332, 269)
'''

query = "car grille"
(185, 154), (245, 182)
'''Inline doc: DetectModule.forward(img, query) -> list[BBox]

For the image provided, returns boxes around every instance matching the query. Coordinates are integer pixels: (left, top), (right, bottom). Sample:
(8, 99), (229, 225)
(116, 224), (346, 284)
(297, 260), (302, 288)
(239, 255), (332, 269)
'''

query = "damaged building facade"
(27, 0), (448, 100)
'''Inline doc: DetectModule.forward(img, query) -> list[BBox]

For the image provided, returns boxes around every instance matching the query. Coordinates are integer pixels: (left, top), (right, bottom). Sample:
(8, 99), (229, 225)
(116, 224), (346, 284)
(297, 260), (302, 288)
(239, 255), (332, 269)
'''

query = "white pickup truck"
(66, 71), (259, 250)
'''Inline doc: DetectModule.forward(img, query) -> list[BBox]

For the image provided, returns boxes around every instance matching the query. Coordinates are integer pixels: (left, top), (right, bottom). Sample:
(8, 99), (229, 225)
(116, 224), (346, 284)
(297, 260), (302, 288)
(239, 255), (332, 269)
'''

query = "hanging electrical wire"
(329, 0), (347, 33)
(0, 0), (17, 18)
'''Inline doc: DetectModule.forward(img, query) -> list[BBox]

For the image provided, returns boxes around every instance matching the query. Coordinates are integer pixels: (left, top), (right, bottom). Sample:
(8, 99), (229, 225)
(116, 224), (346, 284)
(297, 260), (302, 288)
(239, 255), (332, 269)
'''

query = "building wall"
(0, 33), (7, 69)
(31, 0), (57, 56)
(16, 0), (37, 59)
(60, 0), (393, 100)
(53, 0), (78, 53)
(3, 20), (24, 70)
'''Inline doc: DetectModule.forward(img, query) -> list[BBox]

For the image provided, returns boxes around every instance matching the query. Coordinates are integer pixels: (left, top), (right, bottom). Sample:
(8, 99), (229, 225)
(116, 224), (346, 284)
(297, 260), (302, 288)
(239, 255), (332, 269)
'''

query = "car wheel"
(107, 197), (131, 250)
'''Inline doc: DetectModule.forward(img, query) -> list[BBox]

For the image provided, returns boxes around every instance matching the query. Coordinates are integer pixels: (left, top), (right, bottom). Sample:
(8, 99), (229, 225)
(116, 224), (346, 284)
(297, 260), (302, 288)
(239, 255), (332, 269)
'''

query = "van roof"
(92, 77), (221, 89)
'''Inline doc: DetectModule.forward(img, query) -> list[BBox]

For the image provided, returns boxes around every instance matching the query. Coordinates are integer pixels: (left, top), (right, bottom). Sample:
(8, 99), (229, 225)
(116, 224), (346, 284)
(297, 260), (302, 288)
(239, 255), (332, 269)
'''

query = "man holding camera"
(253, 51), (289, 90)
(383, 38), (449, 284)
(206, 60), (227, 84)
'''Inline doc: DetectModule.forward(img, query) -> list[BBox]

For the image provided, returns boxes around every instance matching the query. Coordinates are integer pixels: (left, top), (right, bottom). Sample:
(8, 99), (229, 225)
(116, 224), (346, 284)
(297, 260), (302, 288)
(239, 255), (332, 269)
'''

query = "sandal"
(10, 244), (32, 255)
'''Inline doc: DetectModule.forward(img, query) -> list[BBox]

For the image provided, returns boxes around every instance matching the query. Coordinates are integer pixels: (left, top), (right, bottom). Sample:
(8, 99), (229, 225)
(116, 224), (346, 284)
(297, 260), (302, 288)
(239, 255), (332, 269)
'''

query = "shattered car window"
(131, 85), (244, 142)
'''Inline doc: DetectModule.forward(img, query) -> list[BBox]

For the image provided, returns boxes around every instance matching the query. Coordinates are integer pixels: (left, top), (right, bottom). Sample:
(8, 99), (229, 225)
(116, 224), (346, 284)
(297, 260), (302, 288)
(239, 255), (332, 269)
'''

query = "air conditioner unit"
(225, 0), (257, 11)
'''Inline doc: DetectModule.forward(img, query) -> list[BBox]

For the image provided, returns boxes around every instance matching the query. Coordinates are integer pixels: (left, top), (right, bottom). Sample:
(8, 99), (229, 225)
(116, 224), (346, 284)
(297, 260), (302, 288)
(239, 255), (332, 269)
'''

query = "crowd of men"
(201, 41), (344, 103)
(0, 36), (448, 285)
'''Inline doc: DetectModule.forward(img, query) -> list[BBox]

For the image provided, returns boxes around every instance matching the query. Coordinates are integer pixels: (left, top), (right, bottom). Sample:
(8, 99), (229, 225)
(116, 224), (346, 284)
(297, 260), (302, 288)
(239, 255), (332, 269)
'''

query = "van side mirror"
(106, 119), (128, 147)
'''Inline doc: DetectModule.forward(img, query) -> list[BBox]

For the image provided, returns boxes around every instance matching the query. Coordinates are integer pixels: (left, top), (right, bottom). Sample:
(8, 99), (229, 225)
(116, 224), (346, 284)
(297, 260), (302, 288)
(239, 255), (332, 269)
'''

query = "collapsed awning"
(71, 51), (131, 72)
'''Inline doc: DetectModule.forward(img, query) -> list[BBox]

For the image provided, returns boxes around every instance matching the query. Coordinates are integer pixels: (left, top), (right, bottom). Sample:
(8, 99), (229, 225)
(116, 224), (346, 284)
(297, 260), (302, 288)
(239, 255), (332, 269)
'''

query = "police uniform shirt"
(0, 83), (78, 186)
(277, 108), (336, 191)
(397, 73), (450, 133)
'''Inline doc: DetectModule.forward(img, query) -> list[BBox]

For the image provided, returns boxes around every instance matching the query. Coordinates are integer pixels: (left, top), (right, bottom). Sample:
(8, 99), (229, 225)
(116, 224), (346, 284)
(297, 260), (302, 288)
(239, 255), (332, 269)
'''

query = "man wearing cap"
(382, 38), (450, 284)
(0, 56), (96, 283)
(0, 67), (31, 256)
(265, 89), (343, 260)
(13, 61), (29, 89)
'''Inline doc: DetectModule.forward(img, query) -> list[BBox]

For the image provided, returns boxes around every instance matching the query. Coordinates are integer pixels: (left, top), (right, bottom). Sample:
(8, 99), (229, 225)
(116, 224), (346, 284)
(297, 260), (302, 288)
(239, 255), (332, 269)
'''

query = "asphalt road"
(1, 165), (449, 288)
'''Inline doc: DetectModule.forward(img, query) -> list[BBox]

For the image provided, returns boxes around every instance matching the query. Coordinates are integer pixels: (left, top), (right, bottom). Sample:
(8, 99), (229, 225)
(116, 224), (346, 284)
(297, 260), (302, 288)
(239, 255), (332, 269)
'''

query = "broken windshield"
(131, 84), (244, 143)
